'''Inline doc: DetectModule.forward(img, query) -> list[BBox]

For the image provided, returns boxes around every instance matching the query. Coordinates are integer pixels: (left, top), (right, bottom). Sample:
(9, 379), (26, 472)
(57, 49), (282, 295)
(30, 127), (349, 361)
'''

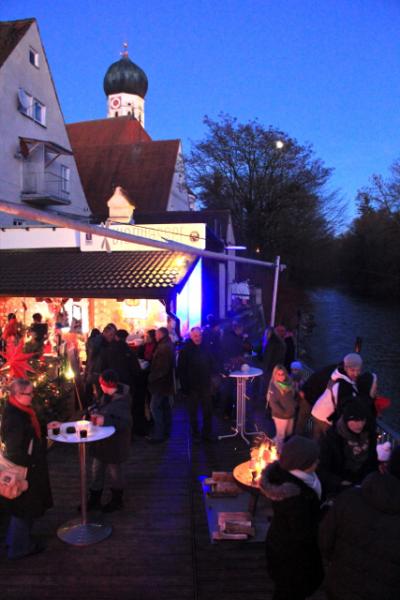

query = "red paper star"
(0, 340), (36, 379)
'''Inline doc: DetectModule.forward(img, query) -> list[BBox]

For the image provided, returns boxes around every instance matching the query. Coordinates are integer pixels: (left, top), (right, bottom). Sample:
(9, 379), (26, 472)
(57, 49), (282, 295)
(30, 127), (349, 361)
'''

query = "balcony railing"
(21, 170), (71, 205)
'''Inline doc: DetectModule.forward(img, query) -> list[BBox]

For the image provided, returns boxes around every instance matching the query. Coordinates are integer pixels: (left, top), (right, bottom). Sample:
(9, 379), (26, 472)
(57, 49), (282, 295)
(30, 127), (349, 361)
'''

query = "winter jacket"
(320, 471), (400, 600)
(262, 331), (286, 374)
(177, 340), (214, 394)
(90, 384), (132, 463)
(260, 461), (324, 598)
(102, 340), (142, 387)
(317, 418), (378, 496)
(147, 336), (175, 396)
(0, 403), (52, 518)
(267, 380), (297, 419)
(311, 367), (377, 424)
(221, 329), (245, 363)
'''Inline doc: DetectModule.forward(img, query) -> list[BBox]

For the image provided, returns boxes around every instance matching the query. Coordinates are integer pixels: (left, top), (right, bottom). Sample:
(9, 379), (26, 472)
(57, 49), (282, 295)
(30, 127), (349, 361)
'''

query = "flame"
(249, 438), (278, 484)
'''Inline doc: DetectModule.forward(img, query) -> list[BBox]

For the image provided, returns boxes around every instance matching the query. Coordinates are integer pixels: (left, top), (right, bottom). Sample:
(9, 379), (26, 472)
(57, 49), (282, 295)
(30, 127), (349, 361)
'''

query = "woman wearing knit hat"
(317, 397), (378, 497)
(86, 369), (132, 512)
(260, 435), (324, 600)
(320, 445), (400, 600)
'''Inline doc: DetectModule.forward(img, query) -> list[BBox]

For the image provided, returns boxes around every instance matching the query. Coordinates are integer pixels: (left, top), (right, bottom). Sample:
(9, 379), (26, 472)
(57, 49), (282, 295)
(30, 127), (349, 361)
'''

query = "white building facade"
(0, 19), (91, 227)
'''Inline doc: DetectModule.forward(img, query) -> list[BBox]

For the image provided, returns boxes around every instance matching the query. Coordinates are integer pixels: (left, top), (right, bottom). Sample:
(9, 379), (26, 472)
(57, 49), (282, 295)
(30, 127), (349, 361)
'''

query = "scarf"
(275, 379), (293, 393)
(290, 469), (322, 499)
(8, 395), (41, 439)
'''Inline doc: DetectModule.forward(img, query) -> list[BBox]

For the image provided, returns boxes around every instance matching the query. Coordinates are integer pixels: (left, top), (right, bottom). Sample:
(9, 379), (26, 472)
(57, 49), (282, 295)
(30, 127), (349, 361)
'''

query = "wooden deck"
(0, 397), (327, 600)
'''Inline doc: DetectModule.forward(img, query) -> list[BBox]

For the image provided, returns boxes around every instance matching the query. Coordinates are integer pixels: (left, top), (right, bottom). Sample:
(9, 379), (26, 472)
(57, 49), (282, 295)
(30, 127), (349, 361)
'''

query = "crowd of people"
(0, 315), (399, 600)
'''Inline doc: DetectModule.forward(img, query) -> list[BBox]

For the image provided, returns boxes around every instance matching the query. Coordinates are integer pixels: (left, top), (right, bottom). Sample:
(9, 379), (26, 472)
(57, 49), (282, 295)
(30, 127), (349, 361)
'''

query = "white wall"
(167, 144), (192, 211)
(0, 21), (91, 227)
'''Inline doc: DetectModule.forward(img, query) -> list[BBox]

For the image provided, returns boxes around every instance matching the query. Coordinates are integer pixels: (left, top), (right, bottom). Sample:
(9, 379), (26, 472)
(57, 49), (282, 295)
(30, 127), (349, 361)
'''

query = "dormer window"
(29, 47), (39, 67)
(18, 88), (46, 126)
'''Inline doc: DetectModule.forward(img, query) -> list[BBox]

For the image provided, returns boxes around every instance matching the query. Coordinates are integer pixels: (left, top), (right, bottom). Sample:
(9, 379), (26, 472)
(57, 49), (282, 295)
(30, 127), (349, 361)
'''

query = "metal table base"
(218, 369), (263, 445)
(57, 519), (112, 546)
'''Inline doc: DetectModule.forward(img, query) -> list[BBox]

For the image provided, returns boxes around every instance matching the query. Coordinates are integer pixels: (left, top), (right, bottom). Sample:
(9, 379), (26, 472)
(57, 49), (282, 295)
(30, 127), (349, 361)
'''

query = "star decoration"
(0, 340), (36, 379)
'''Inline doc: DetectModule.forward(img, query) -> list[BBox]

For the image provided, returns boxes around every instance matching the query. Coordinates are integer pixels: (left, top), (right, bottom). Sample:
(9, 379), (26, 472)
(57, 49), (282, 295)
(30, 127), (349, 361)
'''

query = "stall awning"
(0, 249), (198, 299)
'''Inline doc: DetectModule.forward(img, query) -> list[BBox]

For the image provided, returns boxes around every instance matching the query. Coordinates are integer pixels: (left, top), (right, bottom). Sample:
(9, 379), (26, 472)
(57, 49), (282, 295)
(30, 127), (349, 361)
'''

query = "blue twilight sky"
(2, 0), (400, 224)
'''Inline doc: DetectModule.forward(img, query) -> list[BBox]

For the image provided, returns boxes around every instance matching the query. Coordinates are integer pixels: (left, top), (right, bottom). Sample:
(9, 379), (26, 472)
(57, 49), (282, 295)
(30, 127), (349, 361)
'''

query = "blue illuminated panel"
(176, 259), (202, 337)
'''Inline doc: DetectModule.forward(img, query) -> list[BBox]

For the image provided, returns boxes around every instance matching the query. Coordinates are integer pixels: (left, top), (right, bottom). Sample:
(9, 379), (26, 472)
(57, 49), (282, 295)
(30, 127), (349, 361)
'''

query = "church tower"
(103, 44), (148, 126)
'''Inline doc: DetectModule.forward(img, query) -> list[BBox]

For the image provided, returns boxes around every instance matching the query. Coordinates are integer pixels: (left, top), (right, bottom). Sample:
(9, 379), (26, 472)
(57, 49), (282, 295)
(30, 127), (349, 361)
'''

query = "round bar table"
(48, 421), (115, 546)
(218, 367), (263, 445)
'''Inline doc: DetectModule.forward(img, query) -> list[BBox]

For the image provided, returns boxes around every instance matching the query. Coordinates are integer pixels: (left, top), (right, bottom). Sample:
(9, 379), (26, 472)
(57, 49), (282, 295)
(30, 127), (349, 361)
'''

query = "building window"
(60, 165), (70, 193)
(29, 47), (39, 67)
(17, 89), (46, 126)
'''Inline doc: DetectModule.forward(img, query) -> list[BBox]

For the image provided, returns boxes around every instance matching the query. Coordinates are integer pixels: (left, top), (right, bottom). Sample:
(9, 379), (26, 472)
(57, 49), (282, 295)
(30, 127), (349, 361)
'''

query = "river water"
(302, 288), (400, 431)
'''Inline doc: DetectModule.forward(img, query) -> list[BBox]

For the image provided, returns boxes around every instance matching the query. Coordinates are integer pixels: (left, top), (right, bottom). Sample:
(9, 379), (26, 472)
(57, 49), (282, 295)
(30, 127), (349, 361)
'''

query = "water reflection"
(304, 288), (400, 430)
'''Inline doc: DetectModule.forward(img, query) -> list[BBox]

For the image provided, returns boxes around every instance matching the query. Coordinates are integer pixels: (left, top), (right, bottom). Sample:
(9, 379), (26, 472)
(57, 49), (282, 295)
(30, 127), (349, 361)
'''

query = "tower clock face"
(110, 96), (121, 109)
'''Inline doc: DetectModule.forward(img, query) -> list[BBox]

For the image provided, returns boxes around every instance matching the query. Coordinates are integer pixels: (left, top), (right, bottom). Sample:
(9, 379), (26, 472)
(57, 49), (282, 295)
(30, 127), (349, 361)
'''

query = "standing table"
(218, 367), (263, 444)
(48, 421), (115, 546)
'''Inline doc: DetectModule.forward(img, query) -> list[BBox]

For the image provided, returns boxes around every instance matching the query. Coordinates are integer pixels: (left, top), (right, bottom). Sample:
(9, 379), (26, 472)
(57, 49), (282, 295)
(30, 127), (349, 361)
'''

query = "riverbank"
(302, 287), (400, 432)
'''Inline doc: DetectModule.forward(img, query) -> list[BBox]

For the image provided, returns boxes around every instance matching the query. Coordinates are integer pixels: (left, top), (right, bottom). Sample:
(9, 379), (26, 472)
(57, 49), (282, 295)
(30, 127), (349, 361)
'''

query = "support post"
(270, 255), (281, 327)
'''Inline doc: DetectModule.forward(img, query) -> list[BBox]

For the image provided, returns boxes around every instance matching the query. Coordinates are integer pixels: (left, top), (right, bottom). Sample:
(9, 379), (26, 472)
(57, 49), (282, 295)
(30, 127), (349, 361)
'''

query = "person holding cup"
(86, 369), (132, 513)
(0, 378), (53, 559)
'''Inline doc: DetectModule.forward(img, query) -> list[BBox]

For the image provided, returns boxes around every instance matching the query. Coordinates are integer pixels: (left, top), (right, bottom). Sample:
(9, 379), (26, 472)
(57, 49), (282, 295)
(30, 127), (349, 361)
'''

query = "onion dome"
(103, 47), (148, 99)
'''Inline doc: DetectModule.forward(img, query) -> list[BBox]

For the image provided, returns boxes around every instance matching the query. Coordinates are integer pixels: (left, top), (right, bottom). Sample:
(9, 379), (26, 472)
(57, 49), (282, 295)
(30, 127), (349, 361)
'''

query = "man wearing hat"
(317, 397), (378, 497)
(311, 353), (377, 439)
(261, 435), (324, 600)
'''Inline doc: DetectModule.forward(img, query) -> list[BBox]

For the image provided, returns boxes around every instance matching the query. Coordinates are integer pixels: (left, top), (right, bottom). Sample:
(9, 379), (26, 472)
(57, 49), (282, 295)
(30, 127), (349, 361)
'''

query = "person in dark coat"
(87, 369), (132, 512)
(0, 378), (52, 559)
(262, 325), (287, 382)
(178, 327), (215, 441)
(147, 327), (175, 443)
(104, 329), (146, 435)
(319, 446), (400, 600)
(317, 398), (378, 498)
(260, 436), (324, 600)
(220, 320), (246, 417)
(84, 324), (117, 403)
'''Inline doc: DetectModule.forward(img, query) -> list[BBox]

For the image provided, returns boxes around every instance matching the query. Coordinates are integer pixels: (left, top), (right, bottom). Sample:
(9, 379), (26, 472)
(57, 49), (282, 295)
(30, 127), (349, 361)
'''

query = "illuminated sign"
(80, 223), (206, 252)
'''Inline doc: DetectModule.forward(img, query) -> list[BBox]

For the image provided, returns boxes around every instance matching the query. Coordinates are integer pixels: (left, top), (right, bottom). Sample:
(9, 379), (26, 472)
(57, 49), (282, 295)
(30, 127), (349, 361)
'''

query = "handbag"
(0, 439), (31, 500)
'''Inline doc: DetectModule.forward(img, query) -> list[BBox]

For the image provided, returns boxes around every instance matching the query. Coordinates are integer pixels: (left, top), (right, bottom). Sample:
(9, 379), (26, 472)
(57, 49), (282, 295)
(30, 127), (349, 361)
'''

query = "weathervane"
(120, 42), (129, 58)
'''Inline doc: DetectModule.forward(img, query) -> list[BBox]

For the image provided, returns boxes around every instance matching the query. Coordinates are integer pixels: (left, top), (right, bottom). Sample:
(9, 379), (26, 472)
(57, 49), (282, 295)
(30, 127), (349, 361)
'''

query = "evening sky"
(2, 0), (400, 224)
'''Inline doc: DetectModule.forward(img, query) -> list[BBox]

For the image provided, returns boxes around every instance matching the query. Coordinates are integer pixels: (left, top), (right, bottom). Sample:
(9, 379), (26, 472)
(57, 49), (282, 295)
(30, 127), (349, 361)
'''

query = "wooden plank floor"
(0, 396), (327, 600)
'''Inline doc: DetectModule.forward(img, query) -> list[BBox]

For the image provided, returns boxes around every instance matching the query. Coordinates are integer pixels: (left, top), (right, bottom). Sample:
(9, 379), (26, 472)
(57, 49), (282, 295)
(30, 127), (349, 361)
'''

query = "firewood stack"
(205, 471), (241, 497)
(212, 512), (255, 540)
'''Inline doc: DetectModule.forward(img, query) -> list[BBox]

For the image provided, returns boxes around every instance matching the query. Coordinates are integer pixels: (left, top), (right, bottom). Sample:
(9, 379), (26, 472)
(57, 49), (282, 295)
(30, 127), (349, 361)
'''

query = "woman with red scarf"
(0, 378), (52, 559)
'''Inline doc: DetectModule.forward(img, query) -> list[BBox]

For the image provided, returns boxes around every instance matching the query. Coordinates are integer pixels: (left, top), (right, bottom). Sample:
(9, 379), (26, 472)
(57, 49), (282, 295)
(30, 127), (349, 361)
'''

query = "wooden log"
(212, 531), (248, 541)
(217, 512), (252, 526)
(211, 471), (235, 482)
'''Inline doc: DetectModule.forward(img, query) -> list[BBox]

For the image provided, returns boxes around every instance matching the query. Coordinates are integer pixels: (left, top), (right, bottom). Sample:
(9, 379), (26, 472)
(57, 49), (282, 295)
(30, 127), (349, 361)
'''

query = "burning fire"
(249, 436), (278, 484)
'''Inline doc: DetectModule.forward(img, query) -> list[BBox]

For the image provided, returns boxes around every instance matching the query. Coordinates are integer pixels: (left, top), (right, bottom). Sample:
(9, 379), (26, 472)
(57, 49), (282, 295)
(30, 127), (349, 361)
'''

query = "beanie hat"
(377, 441), (392, 462)
(388, 446), (400, 481)
(343, 353), (363, 368)
(290, 361), (303, 371)
(343, 398), (368, 422)
(279, 436), (319, 472)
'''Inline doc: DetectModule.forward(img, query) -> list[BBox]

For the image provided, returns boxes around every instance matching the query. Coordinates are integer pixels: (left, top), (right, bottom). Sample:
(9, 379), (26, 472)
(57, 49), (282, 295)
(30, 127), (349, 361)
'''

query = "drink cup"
(47, 422), (61, 436)
(79, 429), (87, 439)
(90, 414), (98, 426)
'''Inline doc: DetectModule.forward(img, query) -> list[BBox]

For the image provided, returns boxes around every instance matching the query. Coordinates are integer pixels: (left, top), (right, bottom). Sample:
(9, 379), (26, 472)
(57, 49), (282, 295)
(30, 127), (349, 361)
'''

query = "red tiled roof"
(67, 117), (180, 217)
(0, 249), (198, 299)
(67, 116), (151, 147)
(0, 18), (34, 68)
